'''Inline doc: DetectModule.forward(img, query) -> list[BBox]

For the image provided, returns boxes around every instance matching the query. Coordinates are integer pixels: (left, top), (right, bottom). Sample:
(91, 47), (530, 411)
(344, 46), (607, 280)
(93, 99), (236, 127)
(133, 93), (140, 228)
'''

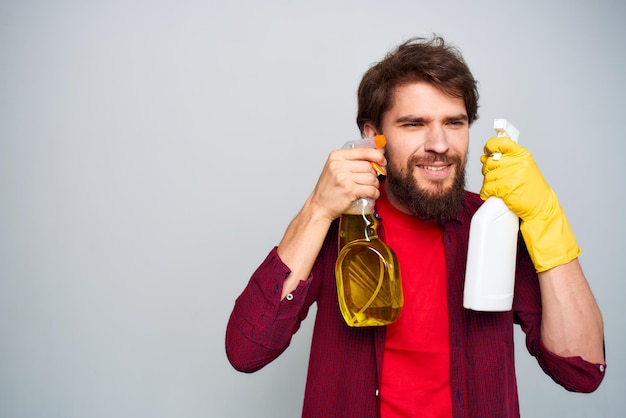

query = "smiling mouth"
(417, 163), (452, 172)
(421, 165), (448, 171)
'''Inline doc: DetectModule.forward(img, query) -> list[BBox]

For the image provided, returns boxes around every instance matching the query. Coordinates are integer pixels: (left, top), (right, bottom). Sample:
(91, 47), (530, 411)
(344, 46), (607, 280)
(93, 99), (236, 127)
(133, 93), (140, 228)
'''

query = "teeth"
(424, 166), (446, 171)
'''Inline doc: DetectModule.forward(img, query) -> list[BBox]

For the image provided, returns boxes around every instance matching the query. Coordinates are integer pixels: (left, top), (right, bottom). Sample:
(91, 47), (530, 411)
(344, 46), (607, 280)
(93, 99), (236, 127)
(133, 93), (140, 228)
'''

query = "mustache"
(407, 153), (462, 166)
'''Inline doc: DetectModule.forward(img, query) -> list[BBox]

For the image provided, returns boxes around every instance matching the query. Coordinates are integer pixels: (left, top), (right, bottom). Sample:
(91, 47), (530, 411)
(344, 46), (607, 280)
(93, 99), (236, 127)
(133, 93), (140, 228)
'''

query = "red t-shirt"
(376, 186), (452, 417)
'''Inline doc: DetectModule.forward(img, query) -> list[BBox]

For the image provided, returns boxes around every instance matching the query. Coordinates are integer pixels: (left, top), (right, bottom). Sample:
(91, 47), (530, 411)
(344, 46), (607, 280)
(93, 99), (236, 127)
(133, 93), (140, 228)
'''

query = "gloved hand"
(480, 136), (580, 272)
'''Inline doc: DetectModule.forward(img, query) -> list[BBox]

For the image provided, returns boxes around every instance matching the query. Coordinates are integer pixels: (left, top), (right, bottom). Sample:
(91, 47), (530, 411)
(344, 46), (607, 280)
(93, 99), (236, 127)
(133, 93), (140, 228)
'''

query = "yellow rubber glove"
(480, 136), (580, 272)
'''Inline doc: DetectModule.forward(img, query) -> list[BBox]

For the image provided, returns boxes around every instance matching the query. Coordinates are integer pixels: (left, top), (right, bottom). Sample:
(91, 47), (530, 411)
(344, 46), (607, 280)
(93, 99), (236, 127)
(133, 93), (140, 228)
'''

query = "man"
(226, 36), (605, 417)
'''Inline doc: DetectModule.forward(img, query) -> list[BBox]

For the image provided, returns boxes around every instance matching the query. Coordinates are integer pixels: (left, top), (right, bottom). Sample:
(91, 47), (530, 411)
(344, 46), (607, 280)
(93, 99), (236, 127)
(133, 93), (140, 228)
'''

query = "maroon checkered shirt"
(226, 191), (605, 417)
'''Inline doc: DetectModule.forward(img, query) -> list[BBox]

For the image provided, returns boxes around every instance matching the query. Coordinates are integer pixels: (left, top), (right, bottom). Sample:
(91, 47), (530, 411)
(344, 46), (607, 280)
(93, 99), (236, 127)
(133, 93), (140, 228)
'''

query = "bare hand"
(308, 147), (386, 221)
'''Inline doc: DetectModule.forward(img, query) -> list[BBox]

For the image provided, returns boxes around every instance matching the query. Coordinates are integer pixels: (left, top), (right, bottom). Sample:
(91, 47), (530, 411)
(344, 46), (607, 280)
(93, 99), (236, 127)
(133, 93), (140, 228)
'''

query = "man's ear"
(363, 123), (378, 138)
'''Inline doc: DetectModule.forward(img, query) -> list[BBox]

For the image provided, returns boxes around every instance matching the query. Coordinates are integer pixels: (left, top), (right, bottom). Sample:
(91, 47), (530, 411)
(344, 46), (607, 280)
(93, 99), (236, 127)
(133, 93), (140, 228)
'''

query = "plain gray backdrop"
(1, 0), (624, 417)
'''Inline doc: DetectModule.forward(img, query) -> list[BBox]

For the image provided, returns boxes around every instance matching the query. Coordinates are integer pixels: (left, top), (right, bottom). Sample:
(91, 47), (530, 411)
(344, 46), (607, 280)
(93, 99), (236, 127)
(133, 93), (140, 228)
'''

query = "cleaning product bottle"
(463, 119), (520, 311)
(335, 135), (403, 326)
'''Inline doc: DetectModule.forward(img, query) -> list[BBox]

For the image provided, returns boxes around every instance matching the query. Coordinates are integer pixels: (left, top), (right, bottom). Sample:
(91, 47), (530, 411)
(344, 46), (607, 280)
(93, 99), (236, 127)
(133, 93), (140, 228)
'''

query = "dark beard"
(386, 153), (466, 224)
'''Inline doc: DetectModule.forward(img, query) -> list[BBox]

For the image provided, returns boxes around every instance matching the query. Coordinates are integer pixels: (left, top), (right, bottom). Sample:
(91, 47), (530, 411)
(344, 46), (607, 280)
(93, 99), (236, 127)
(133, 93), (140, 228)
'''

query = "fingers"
(479, 137), (552, 221)
(483, 136), (523, 157)
(309, 148), (384, 219)
(480, 157), (532, 199)
(333, 147), (387, 169)
(326, 148), (385, 183)
(479, 171), (508, 201)
(326, 159), (381, 197)
(481, 137), (531, 176)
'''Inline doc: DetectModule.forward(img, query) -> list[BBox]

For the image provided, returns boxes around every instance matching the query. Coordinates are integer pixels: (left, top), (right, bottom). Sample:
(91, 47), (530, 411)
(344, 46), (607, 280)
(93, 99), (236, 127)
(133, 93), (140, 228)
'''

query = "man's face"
(366, 82), (470, 222)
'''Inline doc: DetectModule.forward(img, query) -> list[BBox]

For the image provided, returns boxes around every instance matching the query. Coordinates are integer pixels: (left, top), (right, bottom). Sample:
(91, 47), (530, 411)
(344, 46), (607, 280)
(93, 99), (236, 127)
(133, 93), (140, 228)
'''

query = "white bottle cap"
(492, 119), (520, 160)
(494, 119), (520, 143)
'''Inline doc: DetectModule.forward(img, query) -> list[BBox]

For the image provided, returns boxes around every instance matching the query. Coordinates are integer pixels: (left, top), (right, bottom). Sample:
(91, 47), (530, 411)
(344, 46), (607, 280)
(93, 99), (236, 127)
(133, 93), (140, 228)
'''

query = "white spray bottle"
(463, 119), (520, 311)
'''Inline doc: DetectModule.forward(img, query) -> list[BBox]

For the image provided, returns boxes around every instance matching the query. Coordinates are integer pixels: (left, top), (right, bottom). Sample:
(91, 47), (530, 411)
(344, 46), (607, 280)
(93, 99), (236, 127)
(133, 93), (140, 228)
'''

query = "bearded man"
(226, 35), (605, 418)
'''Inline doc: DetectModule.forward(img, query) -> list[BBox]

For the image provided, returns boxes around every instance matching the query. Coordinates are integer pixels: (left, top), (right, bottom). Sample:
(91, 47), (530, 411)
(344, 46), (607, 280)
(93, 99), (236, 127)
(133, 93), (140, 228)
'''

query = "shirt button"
(286, 293), (294, 301)
(375, 389), (379, 397)
(599, 365), (605, 373)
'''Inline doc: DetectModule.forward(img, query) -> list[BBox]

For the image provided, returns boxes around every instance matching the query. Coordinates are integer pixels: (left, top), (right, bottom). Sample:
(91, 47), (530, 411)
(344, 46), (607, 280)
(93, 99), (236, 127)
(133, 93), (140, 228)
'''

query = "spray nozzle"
(373, 134), (386, 148)
(492, 119), (520, 161)
(494, 119), (520, 142)
(371, 135), (386, 175)
(342, 134), (387, 175)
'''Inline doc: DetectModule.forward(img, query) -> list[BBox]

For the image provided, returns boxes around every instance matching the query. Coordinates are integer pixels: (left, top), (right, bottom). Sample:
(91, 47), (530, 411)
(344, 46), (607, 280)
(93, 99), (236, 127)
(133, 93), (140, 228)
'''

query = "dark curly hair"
(356, 35), (479, 135)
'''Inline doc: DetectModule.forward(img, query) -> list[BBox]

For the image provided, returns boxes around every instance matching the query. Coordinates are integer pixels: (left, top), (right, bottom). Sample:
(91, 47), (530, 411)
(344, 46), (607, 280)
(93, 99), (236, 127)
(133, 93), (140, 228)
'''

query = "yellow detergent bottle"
(335, 135), (403, 326)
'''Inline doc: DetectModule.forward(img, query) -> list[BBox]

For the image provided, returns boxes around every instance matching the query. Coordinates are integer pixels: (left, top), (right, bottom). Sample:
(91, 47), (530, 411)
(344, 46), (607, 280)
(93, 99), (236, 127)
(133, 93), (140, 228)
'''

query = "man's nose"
(423, 125), (449, 154)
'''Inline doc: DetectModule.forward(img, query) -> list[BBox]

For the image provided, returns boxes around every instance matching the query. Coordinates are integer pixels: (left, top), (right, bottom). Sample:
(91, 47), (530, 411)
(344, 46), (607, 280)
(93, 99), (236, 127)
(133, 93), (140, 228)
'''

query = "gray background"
(1, 0), (624, 417)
